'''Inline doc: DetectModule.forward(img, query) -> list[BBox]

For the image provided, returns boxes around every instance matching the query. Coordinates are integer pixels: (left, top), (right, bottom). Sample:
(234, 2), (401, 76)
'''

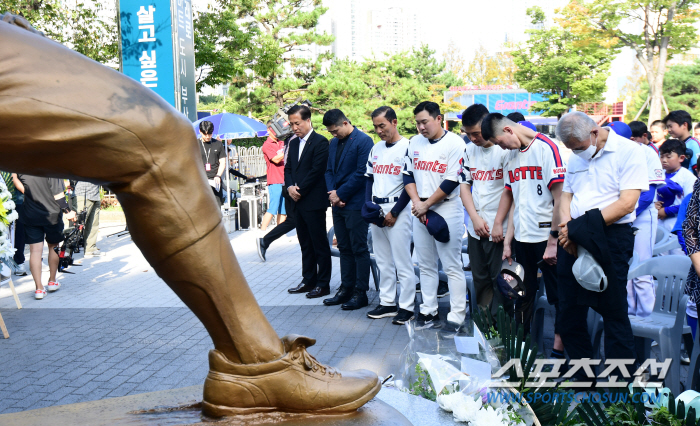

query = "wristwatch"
(549, 230), (559, 239)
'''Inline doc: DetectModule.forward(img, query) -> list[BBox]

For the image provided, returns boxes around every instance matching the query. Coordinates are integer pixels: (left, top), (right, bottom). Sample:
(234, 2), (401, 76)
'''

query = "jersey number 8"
(537, 184), (542, 196)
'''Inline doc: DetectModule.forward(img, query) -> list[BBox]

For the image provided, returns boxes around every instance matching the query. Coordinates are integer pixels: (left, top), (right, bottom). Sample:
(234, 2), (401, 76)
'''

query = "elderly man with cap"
(556, 111), (648, 384)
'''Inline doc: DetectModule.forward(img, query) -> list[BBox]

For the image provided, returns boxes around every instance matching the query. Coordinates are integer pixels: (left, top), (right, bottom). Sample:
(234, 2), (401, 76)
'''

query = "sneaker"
(14, 262), (28, 276)
(682, 349), (690, 365)
(416, 283), (421, 293)
(367, 305), (398, 319)
(392, 309), (415, 325)
(47, 281), (60, 292)
(34, 289), (47, 300)
(439, 320), (464, 337)
(256, 238), (267, 262)
(415, 312), (439, 330)
(437, 281), (449, 298)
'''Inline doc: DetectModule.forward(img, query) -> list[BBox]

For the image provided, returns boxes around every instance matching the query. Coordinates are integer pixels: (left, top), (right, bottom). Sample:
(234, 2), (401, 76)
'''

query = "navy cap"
(657, 180), (683, 207)
(607, 121), (632, 140)
(424, 210), (450, 243)
(518, 120), (537, 132)
(361, 201), (385, 227)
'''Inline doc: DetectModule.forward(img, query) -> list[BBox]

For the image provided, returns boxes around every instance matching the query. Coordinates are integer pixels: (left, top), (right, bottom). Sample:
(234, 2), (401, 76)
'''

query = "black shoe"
(288, 282), (315, 294)
(437, 281), (449, 298)
(323, 287), (353, 306)
(439, 320), (464, 338)
(415, 312), (439, 330)
(392, 308), (415, 325)
(367, 305), (398, 319)
(416, 283), (421, 293)
(306, 286), (330, 299)
(256, 238), (267, 262)
(342, 291), (368, 310)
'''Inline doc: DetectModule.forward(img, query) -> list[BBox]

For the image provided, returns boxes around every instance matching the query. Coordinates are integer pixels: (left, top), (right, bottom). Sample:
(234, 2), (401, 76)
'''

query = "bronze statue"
(0, 14), (379, 416)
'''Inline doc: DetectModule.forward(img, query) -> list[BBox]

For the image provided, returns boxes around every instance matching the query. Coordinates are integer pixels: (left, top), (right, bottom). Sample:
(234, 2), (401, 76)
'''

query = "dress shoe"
(202, 335), (380, 416)
(288, 282), (315, 294)
(341, 291), (368, 310)
(306, 286), (330, 299)
(323, 286), (353, 306)
(256, 238), (268, 262)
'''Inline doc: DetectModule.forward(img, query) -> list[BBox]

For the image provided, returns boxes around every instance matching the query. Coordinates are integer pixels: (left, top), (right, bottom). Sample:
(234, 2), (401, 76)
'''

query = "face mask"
(572, 134), (598, 160)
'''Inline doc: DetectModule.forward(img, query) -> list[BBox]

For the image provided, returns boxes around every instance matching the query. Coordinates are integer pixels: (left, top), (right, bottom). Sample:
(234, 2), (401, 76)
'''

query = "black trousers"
(557, 224), (636, 380)
(513, 240), (559, 334)
(332, 209), (370, 292)
(262, 196), (296, 247)
(13, 203), (25, 264)
(468, 235), (504, 317)
(295, 208), (332, 288)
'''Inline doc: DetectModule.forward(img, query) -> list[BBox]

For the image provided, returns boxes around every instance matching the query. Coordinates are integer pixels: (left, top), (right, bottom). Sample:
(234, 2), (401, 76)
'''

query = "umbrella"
(192, 113), (268, 139)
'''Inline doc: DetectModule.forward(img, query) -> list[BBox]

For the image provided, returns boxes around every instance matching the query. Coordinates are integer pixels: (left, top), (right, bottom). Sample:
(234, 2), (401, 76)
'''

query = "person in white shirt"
(403, 101), (467, 330)
(482, 112), (566, 362)
(459, 104), (510, 317)
(556, 111), (648, 382)
(364, 106), (415, 325)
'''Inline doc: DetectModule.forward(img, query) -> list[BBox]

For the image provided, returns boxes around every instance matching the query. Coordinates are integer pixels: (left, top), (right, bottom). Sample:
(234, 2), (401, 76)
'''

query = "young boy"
(629, 121), (659, 155)
(657, 140), (697, 240)
(650, 120), (668, 150)
(663, 110), (700, 174)
(460, 104), (509, 317)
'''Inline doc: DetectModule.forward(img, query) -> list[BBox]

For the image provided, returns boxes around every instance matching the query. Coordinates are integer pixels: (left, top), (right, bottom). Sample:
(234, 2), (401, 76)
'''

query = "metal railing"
(231, 146), (266, 178)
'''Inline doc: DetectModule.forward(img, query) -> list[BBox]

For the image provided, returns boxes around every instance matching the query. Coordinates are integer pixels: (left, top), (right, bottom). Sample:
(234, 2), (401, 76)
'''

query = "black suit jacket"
(284, 130), (330, 211)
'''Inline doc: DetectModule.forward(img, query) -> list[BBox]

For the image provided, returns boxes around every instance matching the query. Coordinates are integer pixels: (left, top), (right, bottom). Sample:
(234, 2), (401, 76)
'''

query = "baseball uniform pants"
(0, 21), (284, 364)
(467, 235), (504, 317)
(371, 203), (415, 311)
(513, 239), (559, 335)
(627, 207), (657, 317)
(414, 200), (466, 324)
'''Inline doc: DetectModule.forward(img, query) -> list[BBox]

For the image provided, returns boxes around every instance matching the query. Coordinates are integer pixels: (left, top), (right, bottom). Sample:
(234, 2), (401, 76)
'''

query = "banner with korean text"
(118, 0), (196, 121)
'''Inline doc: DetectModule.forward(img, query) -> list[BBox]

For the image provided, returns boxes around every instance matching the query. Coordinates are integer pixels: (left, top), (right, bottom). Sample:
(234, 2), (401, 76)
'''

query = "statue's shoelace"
(290, 346), (341, 378)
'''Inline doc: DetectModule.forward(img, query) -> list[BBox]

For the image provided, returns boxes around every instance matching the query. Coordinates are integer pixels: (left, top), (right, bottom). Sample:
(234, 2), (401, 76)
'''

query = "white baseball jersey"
(461, 143), (509, 240)
(661, 167), (696, 231)
(365, 137), (409, 199)
(504, 133), (566, 243)
(641, 142), (665, 198)
(403, 131), (464, 203)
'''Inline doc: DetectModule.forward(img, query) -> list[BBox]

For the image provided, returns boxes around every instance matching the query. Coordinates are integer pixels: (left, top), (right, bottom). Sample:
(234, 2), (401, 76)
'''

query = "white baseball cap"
(572, 246), (608, 292)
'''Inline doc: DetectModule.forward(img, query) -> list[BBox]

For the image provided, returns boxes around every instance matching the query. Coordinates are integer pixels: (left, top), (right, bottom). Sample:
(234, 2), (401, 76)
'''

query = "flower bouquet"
(0, 177), (18, 267)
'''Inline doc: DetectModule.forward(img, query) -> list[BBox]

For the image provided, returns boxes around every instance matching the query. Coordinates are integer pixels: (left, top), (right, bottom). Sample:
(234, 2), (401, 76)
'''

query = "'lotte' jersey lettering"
(504, 133), (566, 243)
(403, 131), (464, 201)
(365, 137), (410, 199)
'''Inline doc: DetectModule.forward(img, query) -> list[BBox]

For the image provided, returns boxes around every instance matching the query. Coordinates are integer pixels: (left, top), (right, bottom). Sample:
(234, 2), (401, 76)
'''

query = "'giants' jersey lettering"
(508, 166), (543, 182)
(471, 168), (504, 181)
(413, 160), (447, 173)
(372, 163), (402, 175)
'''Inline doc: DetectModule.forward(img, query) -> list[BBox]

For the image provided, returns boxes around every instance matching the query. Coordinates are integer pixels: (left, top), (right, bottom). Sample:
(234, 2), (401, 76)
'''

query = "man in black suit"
(284, 105), (332, 298)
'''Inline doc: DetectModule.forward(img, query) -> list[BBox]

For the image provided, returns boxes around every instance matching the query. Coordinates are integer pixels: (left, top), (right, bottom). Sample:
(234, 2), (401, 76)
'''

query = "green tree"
(464, 44), (517, 86)
(307, 46), (461, 140)
(560, 0), (700, 124)
(512, 6), (614, 117)
(195, 0), (334, 120)
(1, 0), (118, 65)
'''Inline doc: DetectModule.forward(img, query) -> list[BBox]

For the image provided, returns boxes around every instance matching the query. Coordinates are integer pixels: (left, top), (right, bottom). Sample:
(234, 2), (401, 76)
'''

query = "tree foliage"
(512, 6), (613, 117)
(464, 45), (517, 86)
(560, 0), (700, 123)
(306, 46), (462, 140)
(195, 0), (334, 119)
(0, 0), (118, 65)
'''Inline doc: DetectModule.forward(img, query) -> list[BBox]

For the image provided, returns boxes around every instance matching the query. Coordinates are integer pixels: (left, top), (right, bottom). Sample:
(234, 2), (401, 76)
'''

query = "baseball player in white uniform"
(483, 113), (566, 358)
(364, 106), (416, 325)
(403, 101), (466, 329)
(623, 128), (665, 317)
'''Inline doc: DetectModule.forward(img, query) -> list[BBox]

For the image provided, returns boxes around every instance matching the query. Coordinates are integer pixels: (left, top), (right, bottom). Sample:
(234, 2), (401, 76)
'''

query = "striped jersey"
(504, 133), (566, 243)
(403, 131), (464, 202)
(365, 137), (409, 199)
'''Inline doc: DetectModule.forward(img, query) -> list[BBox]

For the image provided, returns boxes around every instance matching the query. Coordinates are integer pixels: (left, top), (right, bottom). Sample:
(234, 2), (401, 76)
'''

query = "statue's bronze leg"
(0, 19), (380, 415)
(0, 21), (283, 364)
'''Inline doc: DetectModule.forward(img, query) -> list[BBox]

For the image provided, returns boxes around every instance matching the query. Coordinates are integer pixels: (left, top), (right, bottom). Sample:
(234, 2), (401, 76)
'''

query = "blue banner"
(119, 0), (176, 107)
(172, 0), (196, 121)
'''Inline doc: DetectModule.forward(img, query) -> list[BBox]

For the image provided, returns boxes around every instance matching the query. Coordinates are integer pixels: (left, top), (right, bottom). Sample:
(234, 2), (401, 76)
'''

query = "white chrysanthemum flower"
(3, 200), (15, 211)
(437, 391), (464, 412)
(471, 405), (507, 425)
(452, 393), (482, 423)
(0, 239), (16, 260)
(6, 210), (18, 223)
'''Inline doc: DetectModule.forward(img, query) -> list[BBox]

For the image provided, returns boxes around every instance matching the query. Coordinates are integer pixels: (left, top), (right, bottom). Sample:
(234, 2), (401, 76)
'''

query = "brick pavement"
(0, 221), (555, 414)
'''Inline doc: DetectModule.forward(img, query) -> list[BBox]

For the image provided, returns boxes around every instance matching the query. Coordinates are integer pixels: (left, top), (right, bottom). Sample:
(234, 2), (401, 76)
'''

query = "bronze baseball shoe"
(202, 334), (380, 417)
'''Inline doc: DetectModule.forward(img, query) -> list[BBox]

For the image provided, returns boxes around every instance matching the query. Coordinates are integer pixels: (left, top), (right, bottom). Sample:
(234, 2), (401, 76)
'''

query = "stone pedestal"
(0, 385), (413, 426)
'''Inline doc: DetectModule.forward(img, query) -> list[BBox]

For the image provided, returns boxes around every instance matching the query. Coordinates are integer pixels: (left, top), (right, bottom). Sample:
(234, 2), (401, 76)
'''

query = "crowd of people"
(245, 100), (700, 382)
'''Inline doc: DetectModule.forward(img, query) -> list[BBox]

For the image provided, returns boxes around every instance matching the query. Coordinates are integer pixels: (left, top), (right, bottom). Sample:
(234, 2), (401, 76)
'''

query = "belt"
(419, 197), (450, 203)
(373, 196), (399, 204)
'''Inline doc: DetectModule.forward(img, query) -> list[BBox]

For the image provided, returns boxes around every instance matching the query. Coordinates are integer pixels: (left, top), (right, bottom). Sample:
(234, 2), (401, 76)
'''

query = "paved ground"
(0, 219), (555, 414)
